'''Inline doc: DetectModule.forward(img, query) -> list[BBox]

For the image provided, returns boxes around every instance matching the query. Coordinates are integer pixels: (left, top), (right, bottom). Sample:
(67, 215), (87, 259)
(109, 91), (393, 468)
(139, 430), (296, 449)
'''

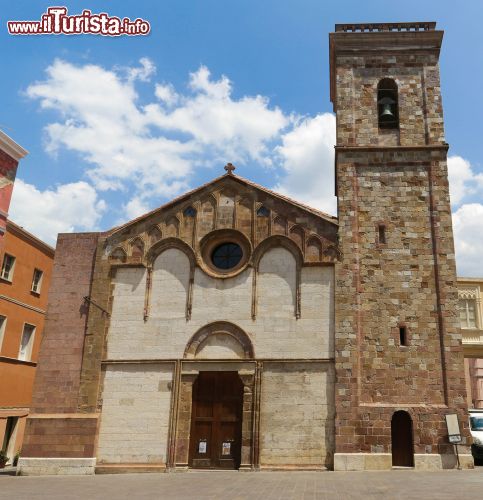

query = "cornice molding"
(0, 130), (28, 161)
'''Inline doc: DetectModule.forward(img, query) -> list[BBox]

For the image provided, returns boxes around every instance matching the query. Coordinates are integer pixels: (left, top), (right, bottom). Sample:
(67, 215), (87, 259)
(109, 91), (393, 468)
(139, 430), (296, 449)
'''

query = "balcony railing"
(335, 22), (436, 33)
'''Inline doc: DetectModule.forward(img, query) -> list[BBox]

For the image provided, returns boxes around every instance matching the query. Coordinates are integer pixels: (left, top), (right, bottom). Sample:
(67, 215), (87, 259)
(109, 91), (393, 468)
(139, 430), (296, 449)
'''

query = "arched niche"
(130, 237), (145, 258)
(306, 236), (323, 262)
(252, 235), (302, 319)
(218, 189), (235, 228)
(289, 224), (305, 251)
(146, 237), (196, 269)
(147, 226), (162, 247)
(109, 246), (127, 263)
(252, 235), (303, 269)
(165, 216), (180, 238)
(146, 239), (196, 320)
(272, 215), (287, 236)
(184, 321), (254, 359)
(198, 196), (216, 239)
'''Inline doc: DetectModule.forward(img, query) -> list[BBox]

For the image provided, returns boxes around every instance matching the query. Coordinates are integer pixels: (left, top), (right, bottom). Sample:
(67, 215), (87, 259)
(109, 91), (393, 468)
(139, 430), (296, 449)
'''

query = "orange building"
(0, 130), (27, 251)
(0, 220), (54, 464)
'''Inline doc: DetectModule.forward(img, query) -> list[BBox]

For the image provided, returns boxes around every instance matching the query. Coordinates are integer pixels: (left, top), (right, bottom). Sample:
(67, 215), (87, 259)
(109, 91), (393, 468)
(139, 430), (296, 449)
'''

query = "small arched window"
(377, 78), (399, 129)
(183, 206), (196, 217)
(257, 206), (270, 217)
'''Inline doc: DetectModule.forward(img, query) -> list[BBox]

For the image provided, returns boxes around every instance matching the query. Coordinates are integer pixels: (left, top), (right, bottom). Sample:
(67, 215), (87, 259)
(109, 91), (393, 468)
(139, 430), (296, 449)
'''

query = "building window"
(257, 206), (270, 217)
(0, 254), (16, 281)
(378, 224), (386, 245)
(19, 324), (35, 361)
(0, 315), (6, 351)
(211, 242), (243, 270)
(31, 268), (43, 294)
(459, 299), (477, 329)
(399, 326), (407, 346)
(183, 206), (197, 217)
(377, 78), (399, 129)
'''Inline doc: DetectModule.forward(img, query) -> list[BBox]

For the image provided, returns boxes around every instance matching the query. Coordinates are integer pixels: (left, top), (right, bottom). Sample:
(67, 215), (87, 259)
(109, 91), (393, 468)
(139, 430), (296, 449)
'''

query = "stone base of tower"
(16, 414), (98, 475)
(334, 453), (474, 471)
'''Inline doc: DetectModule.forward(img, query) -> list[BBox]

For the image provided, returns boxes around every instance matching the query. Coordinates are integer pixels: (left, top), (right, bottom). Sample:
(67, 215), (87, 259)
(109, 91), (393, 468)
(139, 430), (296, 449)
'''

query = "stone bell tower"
(330, 22), (473, 470)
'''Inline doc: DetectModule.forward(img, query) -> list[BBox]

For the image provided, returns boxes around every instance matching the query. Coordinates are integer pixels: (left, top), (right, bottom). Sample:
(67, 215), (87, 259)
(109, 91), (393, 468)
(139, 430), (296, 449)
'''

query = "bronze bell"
(381, 103), (394, 118)
(378, 96), (395, 119)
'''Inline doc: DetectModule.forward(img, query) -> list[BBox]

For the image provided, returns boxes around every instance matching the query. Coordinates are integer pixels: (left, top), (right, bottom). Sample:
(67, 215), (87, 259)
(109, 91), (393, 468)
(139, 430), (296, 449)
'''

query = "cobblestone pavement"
(0, 469), (482, 500)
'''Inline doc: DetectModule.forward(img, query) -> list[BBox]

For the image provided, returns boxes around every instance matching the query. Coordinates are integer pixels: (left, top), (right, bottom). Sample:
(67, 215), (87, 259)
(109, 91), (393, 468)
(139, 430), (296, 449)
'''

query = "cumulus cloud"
(26, 59), (292, 209)
(9, 179), (106, 245)
(452, 203), (483, 277)
(275, 114), (336, 214)
(448, 155), (483, 207)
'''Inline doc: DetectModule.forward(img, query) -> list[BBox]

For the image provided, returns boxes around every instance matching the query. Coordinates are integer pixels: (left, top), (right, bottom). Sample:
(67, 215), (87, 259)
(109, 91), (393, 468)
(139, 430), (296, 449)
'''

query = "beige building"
(458, 278), (483, 409)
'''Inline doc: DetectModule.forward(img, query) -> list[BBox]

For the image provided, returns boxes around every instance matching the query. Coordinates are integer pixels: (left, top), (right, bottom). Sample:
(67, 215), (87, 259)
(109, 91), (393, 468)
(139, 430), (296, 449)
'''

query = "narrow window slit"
(399, 326), (407, 346)
(378, 224), (386, 245)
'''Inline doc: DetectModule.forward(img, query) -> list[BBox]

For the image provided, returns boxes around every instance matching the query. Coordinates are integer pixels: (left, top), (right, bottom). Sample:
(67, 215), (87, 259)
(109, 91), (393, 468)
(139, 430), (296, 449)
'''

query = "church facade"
(18, 22), (473, 474)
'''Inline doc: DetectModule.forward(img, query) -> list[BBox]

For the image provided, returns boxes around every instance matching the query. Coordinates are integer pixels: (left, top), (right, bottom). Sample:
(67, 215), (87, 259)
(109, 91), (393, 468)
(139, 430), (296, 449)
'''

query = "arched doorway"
(188, 371), (244, 469)
(391, 410), (414, 467)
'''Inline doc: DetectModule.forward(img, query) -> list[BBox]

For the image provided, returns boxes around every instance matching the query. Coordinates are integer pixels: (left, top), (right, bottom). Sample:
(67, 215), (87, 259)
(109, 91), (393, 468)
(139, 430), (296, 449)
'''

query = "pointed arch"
(130, 237), (145, 258)
(199, 196), (216, 238)
(289, 224), (305, 252)
(109, 246), (127, 263)
(273, 215), (287, 236)
(306, 236), (323, 262)
(323, 244), (341, 262)
(256, 205), (270, 217)
(147, 226), (162, 246)
(165, 216), (180, 238)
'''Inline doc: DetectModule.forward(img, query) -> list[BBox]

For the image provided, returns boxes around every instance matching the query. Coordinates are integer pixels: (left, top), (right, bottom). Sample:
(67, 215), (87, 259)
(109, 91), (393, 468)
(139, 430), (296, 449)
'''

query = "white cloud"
(26, 60), (292, 212)
(453, 203), (483, 277)
(155, 83), (179, 107)
(126, 57), (156, 83)
(274, 113), (337, 214)
(447, 155), (483, 207)
(8, 179), (106, 245)
(122, 196), (151, 221)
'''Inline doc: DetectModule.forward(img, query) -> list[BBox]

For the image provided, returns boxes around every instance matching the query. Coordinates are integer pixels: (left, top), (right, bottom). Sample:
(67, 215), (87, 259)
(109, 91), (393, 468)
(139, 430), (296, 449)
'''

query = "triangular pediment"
(105, 173), (339, 265)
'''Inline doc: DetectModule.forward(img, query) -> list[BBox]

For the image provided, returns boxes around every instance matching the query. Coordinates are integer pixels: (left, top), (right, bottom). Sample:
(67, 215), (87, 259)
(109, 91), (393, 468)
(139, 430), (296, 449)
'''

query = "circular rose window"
(211, 242), (243, 270)
(199, 229), (251, 278)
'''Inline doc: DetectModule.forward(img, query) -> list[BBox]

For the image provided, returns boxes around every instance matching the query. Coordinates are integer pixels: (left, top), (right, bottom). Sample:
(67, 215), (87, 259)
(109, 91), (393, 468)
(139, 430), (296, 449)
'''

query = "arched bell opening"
(377, 78), (399, 129)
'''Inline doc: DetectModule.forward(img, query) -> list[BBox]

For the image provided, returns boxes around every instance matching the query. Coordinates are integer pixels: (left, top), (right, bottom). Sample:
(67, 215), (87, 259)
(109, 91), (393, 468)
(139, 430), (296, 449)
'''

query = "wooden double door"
(189, 371), (243, 469)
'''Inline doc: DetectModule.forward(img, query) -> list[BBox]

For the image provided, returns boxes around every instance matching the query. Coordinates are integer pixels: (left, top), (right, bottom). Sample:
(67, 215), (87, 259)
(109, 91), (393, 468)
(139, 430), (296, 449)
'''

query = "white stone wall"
(151, 249), (190, 319)
(106, 247), (334, 360)
(258, 247), (296, 319)
(97, 364), (173, 464)
(259, 362), (335, 467)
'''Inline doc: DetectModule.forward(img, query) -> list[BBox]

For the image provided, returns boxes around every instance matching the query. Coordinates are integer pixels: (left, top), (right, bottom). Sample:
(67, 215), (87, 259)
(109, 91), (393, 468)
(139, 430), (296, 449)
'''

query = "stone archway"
(173, 324), (256, 470)
(184, 322), (254, 360)
(391, 410), (414, 467)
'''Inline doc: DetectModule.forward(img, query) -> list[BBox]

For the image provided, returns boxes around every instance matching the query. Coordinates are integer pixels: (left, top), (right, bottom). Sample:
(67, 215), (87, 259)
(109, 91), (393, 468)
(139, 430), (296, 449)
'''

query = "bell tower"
(331, 23), (473, 470)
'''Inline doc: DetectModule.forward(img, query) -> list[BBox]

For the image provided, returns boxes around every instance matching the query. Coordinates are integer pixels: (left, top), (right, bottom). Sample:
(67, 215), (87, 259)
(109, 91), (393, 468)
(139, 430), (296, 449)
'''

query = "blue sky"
(1, 1), (483, 275)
